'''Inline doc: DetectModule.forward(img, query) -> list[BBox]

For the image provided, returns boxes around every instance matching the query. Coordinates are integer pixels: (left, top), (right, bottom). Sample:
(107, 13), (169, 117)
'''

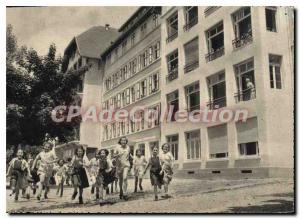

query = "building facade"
(100, 7), (162, 158)
(160, 6), (294, 178)
(73, 6), (294, 178)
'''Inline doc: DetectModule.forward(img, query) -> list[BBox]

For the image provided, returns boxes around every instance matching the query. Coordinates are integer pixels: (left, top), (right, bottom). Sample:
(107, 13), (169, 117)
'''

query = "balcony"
(205, 47), (225, 62)
(166, 68), (178, 82)
(232, 33), (253, 49)
(184, 60), (199, 73)
(166, 32), (178, 43)
(206, 96), (226, 110)
(183, 17), (198, 31)
(234, 88), (256, 103)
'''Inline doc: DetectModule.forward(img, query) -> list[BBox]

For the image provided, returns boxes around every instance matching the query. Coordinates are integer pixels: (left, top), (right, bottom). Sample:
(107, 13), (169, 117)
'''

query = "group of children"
(6, 136), (175, 204)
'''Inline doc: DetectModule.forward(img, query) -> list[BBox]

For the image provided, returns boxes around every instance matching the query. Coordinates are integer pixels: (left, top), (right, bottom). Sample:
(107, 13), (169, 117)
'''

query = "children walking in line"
(54, 159), (67, 197)
(114, 137), (132, 200)
(144, 146), (164, 201)
(160, 143), (174, 199)
(7, 149), (32, 202)
(133, 149), (147, 192)
(70, 146), (90, 204)
(97, 149), (116, 205)
(31, 142), (58, 201)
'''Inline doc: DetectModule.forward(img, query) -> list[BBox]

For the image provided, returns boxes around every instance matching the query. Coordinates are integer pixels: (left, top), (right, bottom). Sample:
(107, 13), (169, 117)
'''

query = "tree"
(6, 25), (87, 147)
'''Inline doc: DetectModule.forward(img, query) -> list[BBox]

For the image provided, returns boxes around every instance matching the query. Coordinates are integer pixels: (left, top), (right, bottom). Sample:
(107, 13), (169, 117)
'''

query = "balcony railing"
(183, 17), (198, 31)
(187, 104), (201, 112)
(166, 32), (178, 43)
(234, 88), (256, 103)
(166, 68), (178, 82)
(206, 96), (226, 110)
(184, 60), (199, 73)
(232, 33), (253, 49)
(205, 47), (225, 62)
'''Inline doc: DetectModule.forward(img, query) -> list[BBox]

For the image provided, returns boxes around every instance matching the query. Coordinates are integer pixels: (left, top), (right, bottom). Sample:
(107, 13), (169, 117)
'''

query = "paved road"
(6, 178), (294, 213)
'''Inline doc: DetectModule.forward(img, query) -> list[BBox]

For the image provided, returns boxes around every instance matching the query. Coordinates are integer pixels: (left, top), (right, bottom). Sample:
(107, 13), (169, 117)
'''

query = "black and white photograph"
(5, 4), (295, 214)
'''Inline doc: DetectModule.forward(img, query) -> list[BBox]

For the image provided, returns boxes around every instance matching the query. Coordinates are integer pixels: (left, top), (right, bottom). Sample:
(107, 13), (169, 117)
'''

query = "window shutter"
(208, 124), (228, 154)
(236, 117), (258, 144)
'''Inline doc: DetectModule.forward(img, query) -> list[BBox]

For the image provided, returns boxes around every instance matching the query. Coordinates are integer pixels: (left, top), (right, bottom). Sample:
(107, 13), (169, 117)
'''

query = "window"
(149, 141), (159, 153)
(184, 37), (199, 73)
(131, 32), (135, 46)
(106, 54), (111, 65)
(141, 22), (147, 38)
(184, 6), (198, 31)
(120, 121), (125, 136)
(236, 117), (259, 156)
(185, 130), (201, 159)
(125, 88), (131, 105)
(112, 123), (116, 138)
(206, 22), (224, 62)
(149, 46), (153, 63)
(114, 47), (119, 59)
(153, 14), (159, 28)
(153, 41), (160, 59)
(122, 40), (127, 55)
(265, 7), (277, 32)
(136, 83), (141, 100)
(239, 142), (259, 156)
(131, 86), (135, 102)
(149, 73), (159, 94)
(130, 119), (135, 132)
(116, 93), (121, 108)
(166, 134), (179, 160)
(129, 58), (137, 75)
(140, 79), (147, 98)
(269, 54), (282, 89)
(208, 124), (228, 159)
(185, 82), (200, 111)
(138, 144), (146, 156)
(142, 50), (148, 68)
(232, 7), (252, 49)
(166, 12), (178, 43)
(166, 50), (178, 82)
(207, 71), (226, 109)
(148, 104), (160, 128)
(167, 90), (179, 122)
(234, 58), (256, 101)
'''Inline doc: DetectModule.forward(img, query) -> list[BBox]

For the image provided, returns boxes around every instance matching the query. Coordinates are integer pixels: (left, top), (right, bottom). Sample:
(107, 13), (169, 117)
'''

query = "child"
(54, 159), (67, 197)
(110, 156), (118, 194)
(31, 142), (58, 200)
(133, 149), (147, 192)
(97, 149), (116, 205)
(7, 149), (32, 201)
(114, 137), (132, 200)
(70, 146), (90, 204)
(89, 151), (100, 200)
(144, 146), (164, 201)
(160, 143), (174, 199)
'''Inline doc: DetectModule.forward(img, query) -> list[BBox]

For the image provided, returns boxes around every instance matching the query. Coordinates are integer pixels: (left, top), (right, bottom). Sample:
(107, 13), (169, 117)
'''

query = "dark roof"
(64, 26), (120, 59)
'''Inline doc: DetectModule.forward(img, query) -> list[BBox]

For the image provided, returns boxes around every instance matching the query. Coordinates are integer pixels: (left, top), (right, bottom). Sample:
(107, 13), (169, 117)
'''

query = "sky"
(6, 6), (138, 56)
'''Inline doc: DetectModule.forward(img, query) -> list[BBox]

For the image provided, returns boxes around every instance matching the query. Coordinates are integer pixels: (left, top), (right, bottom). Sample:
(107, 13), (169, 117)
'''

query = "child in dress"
(31, 142), (58, 200)
(114, 137), (132, 200)
(144, 146), (163, 201)
(54, 159), (67, 197)
(70, 146), (90, 204)
(160, 143), (174, 199)
(89, 151), (100, 200)
(133, 149), (147, 192)
(7, 149), (32, 201)
(97, 149), (116, 205)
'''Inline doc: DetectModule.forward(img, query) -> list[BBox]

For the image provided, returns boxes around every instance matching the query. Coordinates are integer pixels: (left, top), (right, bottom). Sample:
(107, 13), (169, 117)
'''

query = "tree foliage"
(6, 24), (87, 147)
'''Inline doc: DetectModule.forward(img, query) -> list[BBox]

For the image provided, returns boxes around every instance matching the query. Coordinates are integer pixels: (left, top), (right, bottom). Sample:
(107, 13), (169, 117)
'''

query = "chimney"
(105, 24), (110, 31)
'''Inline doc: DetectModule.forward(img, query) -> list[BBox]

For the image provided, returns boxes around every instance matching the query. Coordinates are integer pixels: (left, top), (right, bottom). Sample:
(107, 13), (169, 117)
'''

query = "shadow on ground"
(224, 192), (295, 214)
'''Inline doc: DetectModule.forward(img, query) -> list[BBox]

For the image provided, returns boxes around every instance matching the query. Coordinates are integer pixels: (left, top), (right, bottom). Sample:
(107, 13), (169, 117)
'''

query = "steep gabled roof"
(64, 26), (120, 59)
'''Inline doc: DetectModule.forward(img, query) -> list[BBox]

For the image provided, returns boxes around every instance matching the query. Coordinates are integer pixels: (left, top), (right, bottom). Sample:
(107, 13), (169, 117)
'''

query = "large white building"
(66, 6), (294, 178)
